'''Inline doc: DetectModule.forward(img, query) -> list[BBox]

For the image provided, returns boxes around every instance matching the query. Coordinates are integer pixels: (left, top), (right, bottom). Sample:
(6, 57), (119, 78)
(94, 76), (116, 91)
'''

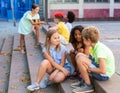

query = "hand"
(61, 68), (69, 76)
(70, 49), (74, 54)
(83, 63), (91, 72)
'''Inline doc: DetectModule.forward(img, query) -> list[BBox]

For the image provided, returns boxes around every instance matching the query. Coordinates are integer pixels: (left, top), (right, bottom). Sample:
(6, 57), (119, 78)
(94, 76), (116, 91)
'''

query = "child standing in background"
(18, 4), (45, 53)
(64, 11), (75, 32)
(27, 30), (73, 91)
(49, 12), (70, 45)
(72, 26), (115, 93)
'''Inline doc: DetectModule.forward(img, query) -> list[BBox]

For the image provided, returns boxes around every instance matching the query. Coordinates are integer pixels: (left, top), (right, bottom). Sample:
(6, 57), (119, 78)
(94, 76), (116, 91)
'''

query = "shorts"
(64, 62), (74, 76)
(89, 55), (109, 81)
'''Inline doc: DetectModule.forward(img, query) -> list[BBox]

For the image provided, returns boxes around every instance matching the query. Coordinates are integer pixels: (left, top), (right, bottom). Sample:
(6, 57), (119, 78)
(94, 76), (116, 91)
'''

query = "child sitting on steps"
(27, 30), (73, 91)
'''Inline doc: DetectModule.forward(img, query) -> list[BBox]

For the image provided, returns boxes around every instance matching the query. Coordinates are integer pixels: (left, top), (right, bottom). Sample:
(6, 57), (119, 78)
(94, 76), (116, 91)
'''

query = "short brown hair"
(82, 26), (100, 43)
(31, 4), (39, 10)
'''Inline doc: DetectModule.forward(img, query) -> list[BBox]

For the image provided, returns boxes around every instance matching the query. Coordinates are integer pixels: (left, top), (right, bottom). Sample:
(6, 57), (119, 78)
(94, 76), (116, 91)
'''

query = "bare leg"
(52, 71), (66, 83)
(76, 53), (91, 85)
(36, 59), (53, 83)
(20, 34), (25, 53)
(35, 25), (40, 44)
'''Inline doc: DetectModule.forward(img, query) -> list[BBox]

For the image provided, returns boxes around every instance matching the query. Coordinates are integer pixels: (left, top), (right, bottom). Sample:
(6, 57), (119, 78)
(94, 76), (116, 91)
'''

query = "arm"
(59, 52), (66, 66)
(89, 58), (106, 74)
(29, 19), (45, 25)
(49, 26), (58, 31)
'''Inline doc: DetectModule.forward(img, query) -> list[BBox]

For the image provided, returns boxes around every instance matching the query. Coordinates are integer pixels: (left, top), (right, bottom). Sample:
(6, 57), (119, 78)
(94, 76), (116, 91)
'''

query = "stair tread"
(0, 38), (4, 52)
(8, 34), (29, 93)
(0, 37), (13, 93)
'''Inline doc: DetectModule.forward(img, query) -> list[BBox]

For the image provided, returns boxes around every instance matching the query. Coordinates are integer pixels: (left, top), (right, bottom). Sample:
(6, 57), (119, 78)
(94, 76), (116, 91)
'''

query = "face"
(74, 30), (82, 42)
(64, 15), (68, 22)
(83, 37), (91, 46)
(33, 7), (39, 14)
(54, 18), (59, 24)
(50, 32), (60, 47)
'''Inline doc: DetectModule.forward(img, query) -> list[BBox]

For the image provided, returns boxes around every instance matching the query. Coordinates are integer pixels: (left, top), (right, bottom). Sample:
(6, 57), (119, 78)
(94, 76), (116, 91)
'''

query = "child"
(69, 25), (84, 75)
(49, 12), (70, 45)
(18, 4), (45, 53)
(27, 30), (73, 91)
(69, 25), (90, 76)
(72, 26), (115, 93)
(64, 11), (75, 32)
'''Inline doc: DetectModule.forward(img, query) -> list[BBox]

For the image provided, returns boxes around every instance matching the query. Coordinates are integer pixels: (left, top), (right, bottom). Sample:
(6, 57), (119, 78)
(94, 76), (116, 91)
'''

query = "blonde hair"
(82, 26), (100, 43)
(45, 29), (61, 55)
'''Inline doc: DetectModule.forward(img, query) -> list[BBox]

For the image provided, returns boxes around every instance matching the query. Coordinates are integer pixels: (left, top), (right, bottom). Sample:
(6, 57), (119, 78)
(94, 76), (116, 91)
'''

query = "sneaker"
(27, 82), (39, 91)
(72, 84), (94, 93)
(39, 78), (48, 88)
(71, 79), (84, 88)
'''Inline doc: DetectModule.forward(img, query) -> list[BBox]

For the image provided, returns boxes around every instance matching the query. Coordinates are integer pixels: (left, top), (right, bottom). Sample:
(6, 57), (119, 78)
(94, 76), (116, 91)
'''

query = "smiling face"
(74, 30), (82, 42)
(50, 32), (60, 47)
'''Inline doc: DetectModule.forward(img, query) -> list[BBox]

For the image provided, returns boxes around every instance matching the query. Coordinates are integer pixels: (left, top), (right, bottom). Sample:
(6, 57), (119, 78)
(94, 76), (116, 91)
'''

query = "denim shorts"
(89, 55), (109, 81)
(64, 62), (74, 76)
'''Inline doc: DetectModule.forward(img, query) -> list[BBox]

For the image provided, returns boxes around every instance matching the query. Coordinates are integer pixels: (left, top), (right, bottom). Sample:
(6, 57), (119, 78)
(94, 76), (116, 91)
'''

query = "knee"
(40, 60), (50, 68)
(53, 73), (65, 83)
(35, 25), (40, 31)
(75, 53), (85, 63)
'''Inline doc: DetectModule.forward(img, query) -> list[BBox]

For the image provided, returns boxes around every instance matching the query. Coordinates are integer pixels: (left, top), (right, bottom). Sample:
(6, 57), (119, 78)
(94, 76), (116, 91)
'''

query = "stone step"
(8, 34), (30, 93)
(0, 38), (4, 52)
(0, 36), (13, 93)
(93, 73), (120, 93)
(25, 31), (59, 93)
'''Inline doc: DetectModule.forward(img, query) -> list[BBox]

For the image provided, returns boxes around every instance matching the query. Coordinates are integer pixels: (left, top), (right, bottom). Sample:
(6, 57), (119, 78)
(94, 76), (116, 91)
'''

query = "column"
(109, 0), (114, 17)
(78, 0), (84, 18)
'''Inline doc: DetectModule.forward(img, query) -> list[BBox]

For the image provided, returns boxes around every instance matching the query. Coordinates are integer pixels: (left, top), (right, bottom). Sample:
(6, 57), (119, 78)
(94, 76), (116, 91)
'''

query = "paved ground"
(0, 20), (120, 74)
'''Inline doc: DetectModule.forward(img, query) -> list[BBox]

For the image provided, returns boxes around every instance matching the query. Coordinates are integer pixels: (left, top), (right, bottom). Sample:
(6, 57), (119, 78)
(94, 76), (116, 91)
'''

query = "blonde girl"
(27, 30), (73, 91)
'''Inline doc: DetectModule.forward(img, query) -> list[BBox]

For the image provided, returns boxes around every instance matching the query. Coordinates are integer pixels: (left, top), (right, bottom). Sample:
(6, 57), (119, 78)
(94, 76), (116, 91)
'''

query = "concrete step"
(93, 73), (120, 93)
(25, 31), (59, 93)
(0, 38), (4, 52)
(8, 34), (30, 93)
(0, 36), (13, 93)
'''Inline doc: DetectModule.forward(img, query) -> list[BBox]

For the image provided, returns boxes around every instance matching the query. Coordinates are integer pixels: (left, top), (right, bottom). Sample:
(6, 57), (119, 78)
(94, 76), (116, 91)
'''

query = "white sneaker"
(27, 82), (39, 91)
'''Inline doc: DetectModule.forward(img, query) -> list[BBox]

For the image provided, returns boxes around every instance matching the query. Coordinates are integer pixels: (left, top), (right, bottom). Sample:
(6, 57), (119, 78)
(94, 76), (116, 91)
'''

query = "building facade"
(48, 0), (120, 20)
(0, 0), (120, 21)
(0, 0), (43, 20)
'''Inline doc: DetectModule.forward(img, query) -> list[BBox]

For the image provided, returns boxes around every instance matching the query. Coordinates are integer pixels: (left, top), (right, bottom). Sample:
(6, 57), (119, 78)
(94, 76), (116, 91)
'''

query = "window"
(115, 0), (120, 2)
(49, 0), (78, 3)
(65, 0), (78, 3)
(84, 0), (109, 2)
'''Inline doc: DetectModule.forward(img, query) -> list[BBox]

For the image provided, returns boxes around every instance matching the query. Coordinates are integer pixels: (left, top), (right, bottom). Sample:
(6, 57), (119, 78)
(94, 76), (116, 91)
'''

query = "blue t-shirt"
(42, 44), (68, 64)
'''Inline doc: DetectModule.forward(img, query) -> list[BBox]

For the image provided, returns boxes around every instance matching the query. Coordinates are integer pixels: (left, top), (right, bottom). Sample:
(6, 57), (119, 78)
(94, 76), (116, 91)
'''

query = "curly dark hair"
(69, 25), (84, 43)
(67, 11), (75, 23)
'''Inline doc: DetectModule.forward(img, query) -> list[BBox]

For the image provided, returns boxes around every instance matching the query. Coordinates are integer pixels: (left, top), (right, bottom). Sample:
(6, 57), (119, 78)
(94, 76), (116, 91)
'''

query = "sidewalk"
(0, 21), (120, 39)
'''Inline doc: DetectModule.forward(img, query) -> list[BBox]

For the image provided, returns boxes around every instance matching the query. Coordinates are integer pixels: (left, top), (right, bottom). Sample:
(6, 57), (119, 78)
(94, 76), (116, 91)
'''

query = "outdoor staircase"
(0, 25), (120, 93)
